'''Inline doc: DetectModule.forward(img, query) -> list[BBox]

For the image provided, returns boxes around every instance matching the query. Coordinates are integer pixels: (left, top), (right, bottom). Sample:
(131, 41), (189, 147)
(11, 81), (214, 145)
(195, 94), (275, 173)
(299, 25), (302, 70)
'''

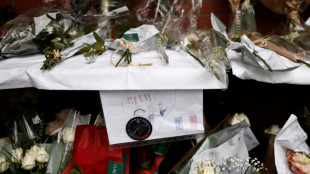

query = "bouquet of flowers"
(0, 114), (63, 174)
(274, 114), (310, 174)
(178, 29), (230, 89)
(55, 110), (91, 173)
(227, 0), (257, 36)
(134, 0), (202, 49)
(170, 114), (264, 174)
(211, 13), (310, 72)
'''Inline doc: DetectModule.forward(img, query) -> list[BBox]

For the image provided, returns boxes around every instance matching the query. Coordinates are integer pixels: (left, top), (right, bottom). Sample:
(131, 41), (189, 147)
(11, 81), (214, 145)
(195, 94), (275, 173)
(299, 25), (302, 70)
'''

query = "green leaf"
(83, 43), (92, 47)
(93, 32), (104, 46)
(42, 46), (50, 54)
(92, 42), (102, 50)
(84, 51), (96, 57)
(54, 42), (66, 50)
(75, 47), (91, 55)
(63, 38), (68, 45)
(69, 169), (80, 174)
(73, 164), (80, 171)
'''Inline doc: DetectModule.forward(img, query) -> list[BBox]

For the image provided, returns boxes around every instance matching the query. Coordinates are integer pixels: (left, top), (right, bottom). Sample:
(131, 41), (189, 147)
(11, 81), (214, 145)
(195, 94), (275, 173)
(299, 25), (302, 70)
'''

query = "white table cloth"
(0, 50), (221, 90)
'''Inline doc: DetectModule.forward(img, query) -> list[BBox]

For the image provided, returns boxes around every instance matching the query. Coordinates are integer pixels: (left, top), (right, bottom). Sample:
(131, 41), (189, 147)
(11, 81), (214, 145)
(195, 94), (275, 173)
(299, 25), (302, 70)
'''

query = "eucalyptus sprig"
(75, 32), (106, 61)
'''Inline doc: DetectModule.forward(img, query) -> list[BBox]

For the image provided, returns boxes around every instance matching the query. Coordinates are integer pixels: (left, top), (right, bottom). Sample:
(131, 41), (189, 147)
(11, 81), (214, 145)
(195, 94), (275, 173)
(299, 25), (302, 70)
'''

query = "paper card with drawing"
(99, 90), (204, 145)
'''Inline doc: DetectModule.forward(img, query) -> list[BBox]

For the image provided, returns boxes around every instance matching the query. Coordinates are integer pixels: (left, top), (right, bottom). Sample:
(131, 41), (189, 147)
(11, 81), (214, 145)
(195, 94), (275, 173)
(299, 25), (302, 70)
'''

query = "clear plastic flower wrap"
(0, 5), (89, 57)
(280, 28), (310, 61)
(133, 0), (202, 49)
(0, 3), (128, 58)
(177, 28), (229, 89)
(270, 35), (310, 62)
(203, 29), (230, 89)
(0, 114), (63, 174)
(228, 0), (257, 36)
(57, 110), (91, 173)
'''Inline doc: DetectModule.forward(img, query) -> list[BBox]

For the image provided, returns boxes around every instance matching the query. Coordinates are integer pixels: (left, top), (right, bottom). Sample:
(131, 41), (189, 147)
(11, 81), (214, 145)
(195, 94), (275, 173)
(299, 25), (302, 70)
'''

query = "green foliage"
(75, 32), (106, 58)
(34, 23), (72, 55)
(115, 48), (131, 67)
(157, 34), (168, 52)
(35, 113), (44, 144)
(41, 49), (64, 70)
(69, 164), (84, 174)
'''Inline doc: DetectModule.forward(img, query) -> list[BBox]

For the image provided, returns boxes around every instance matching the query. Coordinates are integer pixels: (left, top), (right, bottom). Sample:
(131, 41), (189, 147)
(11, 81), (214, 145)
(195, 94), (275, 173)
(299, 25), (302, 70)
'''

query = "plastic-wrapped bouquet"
(0, 114), (62, 174)
(178, 29), (230, 89)
(56, 110), (91, 173)
(134, 0), (202, 49)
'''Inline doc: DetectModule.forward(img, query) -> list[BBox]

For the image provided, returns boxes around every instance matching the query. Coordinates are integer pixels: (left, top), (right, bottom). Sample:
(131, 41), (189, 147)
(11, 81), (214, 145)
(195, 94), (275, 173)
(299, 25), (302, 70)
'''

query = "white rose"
(203, 166), (215, 174)
(228, 113), (251, 126)
(21, 151), (36, 170)
(61, 127), (76, 143)
(30, 145), (39, 153)
(36, 147), (50, 163)
(264, 125), (281, 135)
(0, 155), (9, 173)
(11, 147), (23, 163)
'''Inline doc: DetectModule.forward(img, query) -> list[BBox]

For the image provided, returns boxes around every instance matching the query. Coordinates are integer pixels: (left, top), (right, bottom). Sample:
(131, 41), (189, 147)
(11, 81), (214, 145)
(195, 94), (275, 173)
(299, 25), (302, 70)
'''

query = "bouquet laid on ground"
(134, 0), (202, 49)
(0, 114), (63, 174)
(0, 3), (129, 70)
(274, 114), (310, 174)
(106, 24), (162, 67)
(172, 112), (264, 174)
(177, 28), (230, 88)
(211, 12), (310, 72)
(61, 125), (130, 174)
(44, 109), (91, 173)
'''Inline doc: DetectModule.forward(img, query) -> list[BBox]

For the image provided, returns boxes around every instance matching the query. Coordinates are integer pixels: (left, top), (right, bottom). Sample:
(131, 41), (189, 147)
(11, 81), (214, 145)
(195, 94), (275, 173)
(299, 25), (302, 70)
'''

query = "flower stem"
(187, 50), (205, 67)
(253, 52), (273, 71)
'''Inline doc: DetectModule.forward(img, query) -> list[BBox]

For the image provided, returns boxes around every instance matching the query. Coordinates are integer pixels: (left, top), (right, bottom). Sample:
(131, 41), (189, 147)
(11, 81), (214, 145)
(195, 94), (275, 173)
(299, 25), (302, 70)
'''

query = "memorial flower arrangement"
(0, 113), (62, 174)
(7, 145), (50, 173)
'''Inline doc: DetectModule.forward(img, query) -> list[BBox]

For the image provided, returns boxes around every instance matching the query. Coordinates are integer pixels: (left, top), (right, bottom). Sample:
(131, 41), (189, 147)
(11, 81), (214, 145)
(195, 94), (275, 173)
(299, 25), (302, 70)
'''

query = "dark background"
(0, 73), (309, 173)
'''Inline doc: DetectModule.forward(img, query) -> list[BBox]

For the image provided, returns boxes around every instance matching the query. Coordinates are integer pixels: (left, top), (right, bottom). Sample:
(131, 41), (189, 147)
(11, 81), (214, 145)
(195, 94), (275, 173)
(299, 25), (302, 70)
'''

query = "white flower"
(203, 166), (214, 174)
(68, 30), (78, 36)
(0, 155), (9, 173)
(228, 113), (251, 126)
(21, 151), (36, 170)
(11, 147), (23, 163)
(29, 145), (39, 157)
(180, 38), (191, 49)
(185, 33), (200, 43)
(264, 125), (281, 135)
(36, 147), (50, 163)
(61, 127), (76, 143)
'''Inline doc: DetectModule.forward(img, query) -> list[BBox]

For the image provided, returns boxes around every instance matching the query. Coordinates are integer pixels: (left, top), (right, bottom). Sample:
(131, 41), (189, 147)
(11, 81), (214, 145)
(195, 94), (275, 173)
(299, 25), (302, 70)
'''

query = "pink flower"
(45, 108), (72, 136)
